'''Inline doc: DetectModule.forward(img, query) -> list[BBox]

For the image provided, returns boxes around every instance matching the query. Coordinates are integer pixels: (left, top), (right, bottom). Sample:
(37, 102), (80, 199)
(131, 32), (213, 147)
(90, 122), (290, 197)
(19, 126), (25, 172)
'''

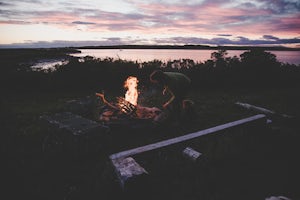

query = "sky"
(0, 0), (299, 48)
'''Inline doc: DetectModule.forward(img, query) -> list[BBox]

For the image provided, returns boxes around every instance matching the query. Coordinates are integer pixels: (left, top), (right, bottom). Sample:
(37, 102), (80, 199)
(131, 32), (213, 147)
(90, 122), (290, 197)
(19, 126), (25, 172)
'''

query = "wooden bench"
(109, 114), (266, 160)
(109, 114), (266, 189)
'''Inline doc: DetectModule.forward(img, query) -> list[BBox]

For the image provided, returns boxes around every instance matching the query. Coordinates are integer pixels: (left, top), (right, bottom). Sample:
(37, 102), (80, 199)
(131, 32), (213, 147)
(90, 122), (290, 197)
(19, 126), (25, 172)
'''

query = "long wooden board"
(109, 114), (266, 160)
(235, 102), (293, 119)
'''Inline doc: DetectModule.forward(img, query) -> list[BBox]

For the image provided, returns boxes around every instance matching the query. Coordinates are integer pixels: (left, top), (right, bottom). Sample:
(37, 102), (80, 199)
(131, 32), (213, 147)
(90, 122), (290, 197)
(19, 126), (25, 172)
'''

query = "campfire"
(96, 76), (162, 123)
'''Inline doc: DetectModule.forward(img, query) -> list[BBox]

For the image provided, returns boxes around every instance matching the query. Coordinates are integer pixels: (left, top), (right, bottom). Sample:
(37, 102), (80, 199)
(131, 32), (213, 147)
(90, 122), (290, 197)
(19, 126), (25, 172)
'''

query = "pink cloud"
(1, 0), (298, 46)
(117, 1), (280, 37)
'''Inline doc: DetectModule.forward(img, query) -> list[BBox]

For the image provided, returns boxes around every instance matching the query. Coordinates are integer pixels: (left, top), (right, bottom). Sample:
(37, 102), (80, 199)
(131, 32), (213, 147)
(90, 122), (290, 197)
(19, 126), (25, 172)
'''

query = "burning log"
(96, 92), (162, 121)
(95, 92), (122, 122)
(96, 93), (137, 115)
(96, 76), (163, 123)
(95, 92), (118, 110)
(96, 76), (139, 115)
(117, 97), (137, 115)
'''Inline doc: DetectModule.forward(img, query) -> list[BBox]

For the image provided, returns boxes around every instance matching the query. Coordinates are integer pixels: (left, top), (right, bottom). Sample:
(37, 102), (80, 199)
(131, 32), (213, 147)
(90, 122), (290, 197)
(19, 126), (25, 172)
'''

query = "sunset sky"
(0, 0), (299, 48)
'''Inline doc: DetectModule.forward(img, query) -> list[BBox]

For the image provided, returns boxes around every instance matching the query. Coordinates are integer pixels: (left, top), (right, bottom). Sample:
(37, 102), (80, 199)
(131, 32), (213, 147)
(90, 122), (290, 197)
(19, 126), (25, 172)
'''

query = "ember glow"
(97, 76), (162, 121)
(124, 76), (139, 106)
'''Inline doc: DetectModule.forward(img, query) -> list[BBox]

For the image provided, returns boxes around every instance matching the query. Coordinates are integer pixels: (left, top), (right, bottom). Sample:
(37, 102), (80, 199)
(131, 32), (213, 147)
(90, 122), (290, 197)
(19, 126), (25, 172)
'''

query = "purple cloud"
(72, 21), (96, 25)
(217, 34), (232, 37)
(263, 35), (279, 40)
(1, 35), (300, 48)
(0, 2), (12, 6)
(154, 35), (300, 46)
(0, 0), (299, 48)
(259, 0), (300, 14)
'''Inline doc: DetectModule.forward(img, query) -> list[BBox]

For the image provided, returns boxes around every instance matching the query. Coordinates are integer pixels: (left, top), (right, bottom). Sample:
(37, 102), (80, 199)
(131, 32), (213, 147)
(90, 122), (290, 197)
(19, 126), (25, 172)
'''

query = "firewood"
(95, 92), (119, 110)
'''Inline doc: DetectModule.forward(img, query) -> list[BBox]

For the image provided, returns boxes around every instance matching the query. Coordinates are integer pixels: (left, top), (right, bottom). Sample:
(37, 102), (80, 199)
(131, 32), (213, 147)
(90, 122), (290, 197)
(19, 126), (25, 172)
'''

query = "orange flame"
(124, 76), (138, 106)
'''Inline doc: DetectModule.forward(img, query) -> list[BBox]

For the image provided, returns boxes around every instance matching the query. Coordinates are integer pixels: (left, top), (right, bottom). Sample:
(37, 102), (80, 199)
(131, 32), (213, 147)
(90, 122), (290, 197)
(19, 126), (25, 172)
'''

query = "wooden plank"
(109, 114), (266, 160)
(235, 102), (293, 119)
(235, 102), (275, 115)
(182, 147), (202, 161)
(111, 157), (148, 189)
(41, 112), (110, 154)
(40, 112), (107, 136)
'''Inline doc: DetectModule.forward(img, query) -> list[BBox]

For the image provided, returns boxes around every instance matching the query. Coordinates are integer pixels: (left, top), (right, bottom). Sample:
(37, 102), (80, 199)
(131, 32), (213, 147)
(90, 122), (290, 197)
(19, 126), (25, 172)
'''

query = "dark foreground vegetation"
(1, 48), (300, 200)
(1, 48), (299, 93)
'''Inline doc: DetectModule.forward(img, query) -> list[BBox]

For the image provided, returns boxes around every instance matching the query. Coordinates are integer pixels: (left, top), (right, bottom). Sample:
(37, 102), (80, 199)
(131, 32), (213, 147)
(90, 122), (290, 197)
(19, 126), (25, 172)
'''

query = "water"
(33, 49), (299, 70)
(71, 49), (300, 65)
(31, 59), (69, 71)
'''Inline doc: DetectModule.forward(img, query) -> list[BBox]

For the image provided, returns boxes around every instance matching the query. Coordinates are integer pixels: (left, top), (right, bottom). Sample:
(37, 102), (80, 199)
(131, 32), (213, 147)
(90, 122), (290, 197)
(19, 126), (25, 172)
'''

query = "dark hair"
(150, 70), (166, 84)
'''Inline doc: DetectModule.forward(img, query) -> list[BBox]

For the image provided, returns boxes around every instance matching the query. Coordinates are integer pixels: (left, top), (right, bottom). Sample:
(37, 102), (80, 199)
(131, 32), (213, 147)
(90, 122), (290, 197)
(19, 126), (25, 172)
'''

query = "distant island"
(76, 44), (300, 51)
(0, 44), (299, 51)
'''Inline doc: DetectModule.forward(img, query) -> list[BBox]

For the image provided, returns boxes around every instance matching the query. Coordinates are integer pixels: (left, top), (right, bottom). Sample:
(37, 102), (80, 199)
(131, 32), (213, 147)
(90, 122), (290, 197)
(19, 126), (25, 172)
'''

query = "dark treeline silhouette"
(1, 48), (299, 93)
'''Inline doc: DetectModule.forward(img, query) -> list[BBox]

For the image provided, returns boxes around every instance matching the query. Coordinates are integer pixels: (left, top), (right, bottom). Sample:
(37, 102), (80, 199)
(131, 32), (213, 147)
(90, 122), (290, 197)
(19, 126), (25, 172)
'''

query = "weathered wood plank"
(109, 114), (266, 160)
(235, 102), (275, 115)
(235, 102), (293, 119)
(111, 157), (148, 189)
(40, 112), (109, 154)
(182, 147), (202, 161)
(40, 112), (107, 135)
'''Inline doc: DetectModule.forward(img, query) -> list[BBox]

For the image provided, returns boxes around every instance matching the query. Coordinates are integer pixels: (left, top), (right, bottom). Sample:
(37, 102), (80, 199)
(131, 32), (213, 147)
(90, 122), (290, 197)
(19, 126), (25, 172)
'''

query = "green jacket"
(163, 72), (191, 97)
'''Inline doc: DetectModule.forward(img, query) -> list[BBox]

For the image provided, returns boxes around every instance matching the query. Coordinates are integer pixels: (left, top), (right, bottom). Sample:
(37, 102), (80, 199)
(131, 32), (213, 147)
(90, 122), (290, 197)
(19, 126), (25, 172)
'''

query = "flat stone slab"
(40, 112), (107, 136)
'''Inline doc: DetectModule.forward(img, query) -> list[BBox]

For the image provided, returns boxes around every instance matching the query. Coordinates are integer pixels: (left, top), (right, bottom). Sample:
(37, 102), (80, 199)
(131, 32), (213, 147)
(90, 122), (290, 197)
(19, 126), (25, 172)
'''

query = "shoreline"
(76, 45), (300, 51)
(1, 45), (300, 51)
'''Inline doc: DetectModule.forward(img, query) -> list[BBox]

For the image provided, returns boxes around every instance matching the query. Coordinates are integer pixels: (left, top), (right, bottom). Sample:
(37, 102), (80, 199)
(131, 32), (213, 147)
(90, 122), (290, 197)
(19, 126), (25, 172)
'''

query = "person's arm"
(162, 86), (168, 95)
(163, 88), (175, 109)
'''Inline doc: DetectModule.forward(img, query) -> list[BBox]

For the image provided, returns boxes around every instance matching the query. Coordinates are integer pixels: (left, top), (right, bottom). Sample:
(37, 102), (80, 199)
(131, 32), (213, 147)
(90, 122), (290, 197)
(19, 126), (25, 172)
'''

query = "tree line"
(1, 49), (299, 93)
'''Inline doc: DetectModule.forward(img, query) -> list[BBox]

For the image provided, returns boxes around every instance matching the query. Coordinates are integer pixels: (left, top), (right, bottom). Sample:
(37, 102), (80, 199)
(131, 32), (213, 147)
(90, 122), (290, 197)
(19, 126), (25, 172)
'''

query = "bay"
(71, 49), (300, 65)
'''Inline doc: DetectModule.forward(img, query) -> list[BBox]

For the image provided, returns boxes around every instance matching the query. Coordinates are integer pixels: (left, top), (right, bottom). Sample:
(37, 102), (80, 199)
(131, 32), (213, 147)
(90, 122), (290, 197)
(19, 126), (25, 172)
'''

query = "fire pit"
(96, 76), (164, 130)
